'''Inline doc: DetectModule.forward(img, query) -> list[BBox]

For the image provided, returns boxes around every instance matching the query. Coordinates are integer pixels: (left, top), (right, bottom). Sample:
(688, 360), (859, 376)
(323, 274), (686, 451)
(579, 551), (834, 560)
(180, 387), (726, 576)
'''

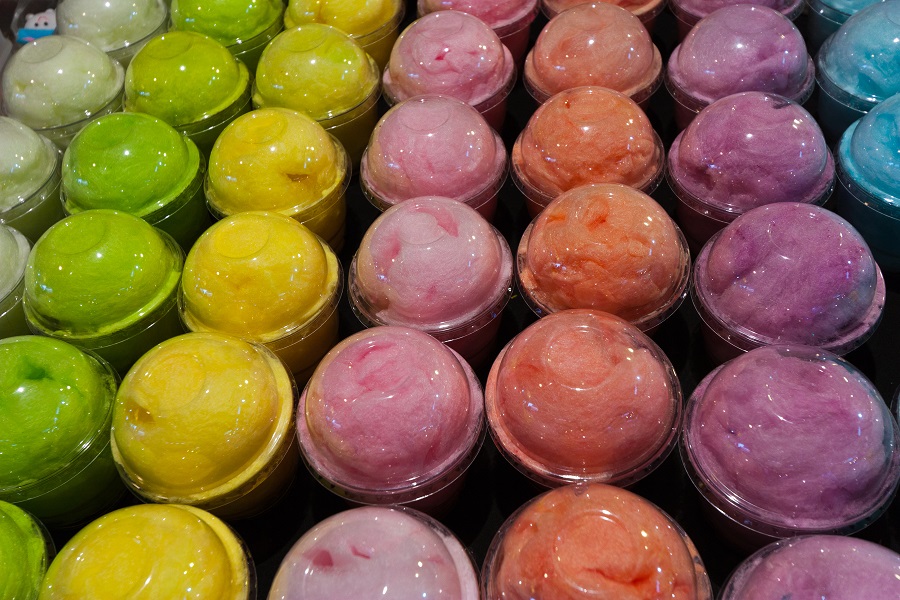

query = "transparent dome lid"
(672, 0), (803, 22)
(284, 0), (405, 36)
(0, 225), (30, 301)
(838, 92), (900, 212)
(0, 118), (58, 214)
(171, 0), (283, 45)
(418, 0), (538, 30)
(57, 0), (167, 51)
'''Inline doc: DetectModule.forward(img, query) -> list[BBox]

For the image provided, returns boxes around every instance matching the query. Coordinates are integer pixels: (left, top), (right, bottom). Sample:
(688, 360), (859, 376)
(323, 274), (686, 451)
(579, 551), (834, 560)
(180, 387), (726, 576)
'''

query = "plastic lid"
(0, 118), (59, 213)
(512, 86), (664, 200)
(483, 484), (711, 599)
(524, 3), (662, 104)
(838, 93), (900, 211)
(486, 310), (681, 487)
(57, 0), (167, 51)
(125, 31), (250, 127)
(0, 501), (51, 598)
(0, 336), (116, 493)
(270, 506), (479, 599)
(693, 203), (884, 351)
(24, 210), (183, 338)
(180, 212), (340, 341)
(171, 0), (283, 45)
(384, 11), (515, 106)
(253, 24), (380, 120)
(814, 0), (884, 15)
(39, 504), (251, 599)
(417, 0), (539, 29)
(63, 112), (201, 218)
(351, 197), (512, 332)
(299, 326), (484, 503)
(1, 36), (125, 130)
(683, 345), (900, 536)
(361, 96), (507, 207)
(666, 6), (813, 111)
(672, 0), (803, 21)
(206, 108), (346, 217)
(0, 225), (30, 300)
(284, 0), (404, 35)
(543, 0), (665, 19)
(668, 92), (834, 215)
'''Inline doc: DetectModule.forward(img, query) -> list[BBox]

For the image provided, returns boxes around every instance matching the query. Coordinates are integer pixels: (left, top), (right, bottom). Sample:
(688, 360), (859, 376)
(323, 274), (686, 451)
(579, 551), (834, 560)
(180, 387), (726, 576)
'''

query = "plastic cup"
(541, 0), (668, 30)
(205, 108), (350, 251)
(56, 0), (168, 66)
(62, 112), (210, 252)
(269, 506), (479, 599)
(0, 336), (123, 527)
(0, 118), (64, 243)
(486, 310), (681, 488)
(383, 11), (516, 131)
(349, 197), (513, 367)
(665, 5), (814, 130)
(1, 36), (125, 148)
(691, 203), (885, 364)
(511, 86), (664, 217)
(360, 95), (508, 223)
(482, 483), (713, 599)
(668, 92), (835, 250)
(523, 3), (662, 107)
(125, 30), (252, 156)
(38, 504), (255, 599)
(835, 93), (900, 271)
(516, 184), (690, 331)
(23, 210), (185, 375)
(0, 225), (31, 339)
(0, 501), (54, 599)
(252, 24), (381, 167)
(179, 211), (342, 383)
(669, 0), (803, 39)
(111, 333), (298, 519)
(298, 327), (485, 511)
(681, 345), (900, 546)
(804, 0), (886, 55)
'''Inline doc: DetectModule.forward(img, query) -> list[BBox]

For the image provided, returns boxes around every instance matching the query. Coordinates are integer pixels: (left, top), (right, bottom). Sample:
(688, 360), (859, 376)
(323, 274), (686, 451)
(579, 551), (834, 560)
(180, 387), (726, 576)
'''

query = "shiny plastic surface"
(482, 483), (713, 599)
(170, 0), (282, 46)
(682, 345), (900, 537)
(0, 225), (29, 302)
(838, 93), (900, 209)
(0, 118), (58, 213)
(0, 501), (53, 599)
(285, 0), (403, 35)
(269, 506), (479, 599)
(670, 0), (803, 26)
(542, 0), (667, 21)
(57, 0), (167, 51)
(418, 0), (538, 30)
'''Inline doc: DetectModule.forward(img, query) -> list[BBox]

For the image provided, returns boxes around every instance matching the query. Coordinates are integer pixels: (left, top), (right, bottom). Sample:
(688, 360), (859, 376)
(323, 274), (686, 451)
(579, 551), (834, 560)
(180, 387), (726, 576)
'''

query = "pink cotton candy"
(418, 0), (537, 29)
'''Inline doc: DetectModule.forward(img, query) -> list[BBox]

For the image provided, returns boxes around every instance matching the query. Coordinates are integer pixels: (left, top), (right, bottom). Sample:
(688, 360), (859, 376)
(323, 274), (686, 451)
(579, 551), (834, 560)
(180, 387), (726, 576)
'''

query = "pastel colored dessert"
(668, 92), (835, 247)
(483, 484), (712, 599)
(179, 211), (342, 381)
(1, 36), (125, 147)
(206, 108), (350, 249)
(62, 112), (209, 251)
(517, 184), (690, 330)
(512, 86), (664, 216)
(542, 0), (667, 24)
(56, 0), (167, 64)
(23, 210), (185, 374)
(112, 333), (298, 518)
(670, 0), (803, 36)
(665, 6), (814, 129)
(0, 118), (63, 242)
(0, 501), (53, 600)
(836, 93), (900, 271)
(349, 197), (513, 365)
(816, 1), (900, 142)
(38, 504), (252, 599)
(360, 95), (508, 222)
(253, 24), (381, 165)
(0, 336), (122, 527)
(805, 0), (885, 54)
(284, 0), (405, 69)
(383, 11), (516, 130)
(298, 326), (484, 506)
(269, 506), (479, 599)
(722, 535), (900, 600)
(683, 345), (900, 538)
(523, 3), (662, 105)
(486, 310), (681, 487)
(125, 31), (251, 154)
(692, 203), (885, 363)
(0, 225), (30, 339)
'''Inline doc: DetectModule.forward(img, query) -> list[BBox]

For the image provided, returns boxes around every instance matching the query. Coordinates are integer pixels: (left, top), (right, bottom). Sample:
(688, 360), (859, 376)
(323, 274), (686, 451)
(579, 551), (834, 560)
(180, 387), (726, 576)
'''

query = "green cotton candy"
(171, 0), (283, 45)
(0, 501), (50, 600)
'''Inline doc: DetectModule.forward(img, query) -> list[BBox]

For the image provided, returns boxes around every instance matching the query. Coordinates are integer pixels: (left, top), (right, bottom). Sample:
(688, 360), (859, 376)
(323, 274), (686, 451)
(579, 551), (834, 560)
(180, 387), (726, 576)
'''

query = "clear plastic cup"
(668, 92), (835, 250)
(516, 184), (690, 331)
(665, 5), (814, 130)
(482, 483), (713, 599)
(56, 0), (168, 66)
(62, 112), (210, 252)
(669, 0), (803, 39)
(383, 11), (516, 131)
(360, 95), (508, 223)
(23, 210), (185, 375)
(486, 310), (682, 488)
(0, 336), (123, 528)
(111, 333), (298, 519)
(269, 506), (479, 599)
(541, 0), (668, 30)
(804, 0), (885, 55)
(691, 203), (885, 364)
(179, 212), (342, 383)
(682, 345), (900, 546)
(511, 86), (664, 217)
(0, 501), (54, 599)
(0, 225), (31, 339)
(39, 504), (255, 599)
(298, 327), (485, 511)
(349, 197), (513, 367)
